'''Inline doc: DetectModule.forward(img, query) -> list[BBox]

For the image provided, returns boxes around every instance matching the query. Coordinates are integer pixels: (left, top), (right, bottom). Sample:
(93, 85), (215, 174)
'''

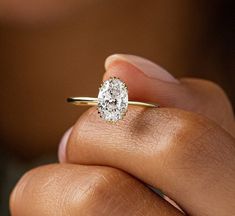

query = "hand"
(10, 54), (235, 216)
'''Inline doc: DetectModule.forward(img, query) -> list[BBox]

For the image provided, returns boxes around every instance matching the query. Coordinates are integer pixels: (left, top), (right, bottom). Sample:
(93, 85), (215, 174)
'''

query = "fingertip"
(103, 54), (182, 104)
(104, 54), (179, 84)
(104, 53), (122, 70)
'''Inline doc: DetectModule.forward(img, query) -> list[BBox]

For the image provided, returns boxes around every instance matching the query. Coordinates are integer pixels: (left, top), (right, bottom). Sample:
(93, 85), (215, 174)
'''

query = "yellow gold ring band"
(67, 77), (159, 122)
(67, 97), (158, 108)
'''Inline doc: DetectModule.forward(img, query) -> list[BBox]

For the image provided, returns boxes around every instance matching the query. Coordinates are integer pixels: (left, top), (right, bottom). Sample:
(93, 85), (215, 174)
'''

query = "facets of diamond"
(97, 77), (128, 122)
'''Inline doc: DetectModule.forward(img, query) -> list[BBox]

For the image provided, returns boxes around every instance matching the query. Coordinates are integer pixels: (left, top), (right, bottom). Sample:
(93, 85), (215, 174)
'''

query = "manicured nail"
(105, 54), (179, 84)
(58, 127), (73, 163)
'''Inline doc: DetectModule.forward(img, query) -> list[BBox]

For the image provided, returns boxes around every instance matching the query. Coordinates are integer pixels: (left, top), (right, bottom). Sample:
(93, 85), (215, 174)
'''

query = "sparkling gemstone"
(98, 77), (128, 122)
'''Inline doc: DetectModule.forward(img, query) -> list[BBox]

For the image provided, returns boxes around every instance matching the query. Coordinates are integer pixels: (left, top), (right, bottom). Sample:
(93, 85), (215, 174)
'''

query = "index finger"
(66, 106), (235, 216)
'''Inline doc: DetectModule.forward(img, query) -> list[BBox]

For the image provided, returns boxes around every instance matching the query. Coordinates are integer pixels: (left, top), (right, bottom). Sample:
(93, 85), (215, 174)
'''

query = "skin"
(10, 164), (182, 216)
(1, 1), (220, 158)
(10, 55), (235, 215)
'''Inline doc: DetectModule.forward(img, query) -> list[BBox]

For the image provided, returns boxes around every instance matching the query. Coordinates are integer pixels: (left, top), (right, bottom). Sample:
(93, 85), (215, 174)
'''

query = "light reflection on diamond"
(98, 77), (128, 122)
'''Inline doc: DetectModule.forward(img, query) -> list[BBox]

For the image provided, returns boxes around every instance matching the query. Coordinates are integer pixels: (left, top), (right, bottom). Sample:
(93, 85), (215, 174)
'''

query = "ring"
(67, 77), (159, 122)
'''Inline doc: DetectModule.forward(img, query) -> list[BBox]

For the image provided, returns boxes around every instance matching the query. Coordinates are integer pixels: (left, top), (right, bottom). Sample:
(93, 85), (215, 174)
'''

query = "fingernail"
(58, 127), (73, 163)
(105, 54), (179, 84)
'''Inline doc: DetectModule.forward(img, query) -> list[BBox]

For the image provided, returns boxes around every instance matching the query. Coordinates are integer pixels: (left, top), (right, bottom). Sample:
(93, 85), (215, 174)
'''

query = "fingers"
(10, 164), (183, 216)
(66, 107), (235, 216)
(104, 54), (235, 134)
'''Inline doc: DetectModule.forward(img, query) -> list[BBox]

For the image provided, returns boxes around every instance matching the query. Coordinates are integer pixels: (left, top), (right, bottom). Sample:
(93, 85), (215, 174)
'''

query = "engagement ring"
(67, 77), (159, 122)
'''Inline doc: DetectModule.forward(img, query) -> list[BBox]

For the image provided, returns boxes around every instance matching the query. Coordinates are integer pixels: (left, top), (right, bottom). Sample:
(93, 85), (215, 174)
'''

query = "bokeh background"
(0, 1), (234, 215)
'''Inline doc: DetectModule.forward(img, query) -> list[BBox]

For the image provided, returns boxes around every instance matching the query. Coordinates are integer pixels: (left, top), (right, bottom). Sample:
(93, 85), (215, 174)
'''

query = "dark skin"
(11, 55), (235, 215)
(1, 0), (224, 157)
(0, 1), (234, 215)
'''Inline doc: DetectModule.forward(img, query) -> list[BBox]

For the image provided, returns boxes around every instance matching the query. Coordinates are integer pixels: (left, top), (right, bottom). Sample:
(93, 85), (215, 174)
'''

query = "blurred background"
(0, 0), (234, 215)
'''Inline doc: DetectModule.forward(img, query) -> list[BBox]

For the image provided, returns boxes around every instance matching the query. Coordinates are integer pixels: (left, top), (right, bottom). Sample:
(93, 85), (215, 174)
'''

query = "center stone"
(97, 77), (128, 122)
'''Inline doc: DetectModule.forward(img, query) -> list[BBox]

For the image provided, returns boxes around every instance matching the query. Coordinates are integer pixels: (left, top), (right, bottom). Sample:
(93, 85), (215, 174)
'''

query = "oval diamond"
(98, 77), (128, 122)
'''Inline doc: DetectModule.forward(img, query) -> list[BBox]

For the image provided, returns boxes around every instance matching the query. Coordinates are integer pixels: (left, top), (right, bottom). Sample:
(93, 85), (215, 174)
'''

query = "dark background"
(0, 1), (234, 215)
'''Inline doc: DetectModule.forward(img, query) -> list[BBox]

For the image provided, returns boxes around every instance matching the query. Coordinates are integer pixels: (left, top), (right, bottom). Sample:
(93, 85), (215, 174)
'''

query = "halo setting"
(97, 77), (128, 122)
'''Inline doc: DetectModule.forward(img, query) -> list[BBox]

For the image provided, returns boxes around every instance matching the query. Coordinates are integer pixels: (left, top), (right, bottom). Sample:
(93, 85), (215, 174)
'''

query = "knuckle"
(82, 167), (133, 213)
(151, 109), (197, 151)
(88, 167), (127, 198)
(174, 111), (211, 147)
(161, 110), (219, 170)
(150, 108), (208, 146)
(10, 165), (61, 215)
(11, 164), (131, 216)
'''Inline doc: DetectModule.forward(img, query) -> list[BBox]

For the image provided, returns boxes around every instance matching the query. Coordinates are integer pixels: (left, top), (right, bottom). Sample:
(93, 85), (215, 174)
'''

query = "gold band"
(67, 97), (159, 108)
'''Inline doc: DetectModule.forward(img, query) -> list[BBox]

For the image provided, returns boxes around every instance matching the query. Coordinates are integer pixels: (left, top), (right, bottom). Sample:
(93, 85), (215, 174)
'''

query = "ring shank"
(67, 97), (98, 106)
(67, 97), (159, 108)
